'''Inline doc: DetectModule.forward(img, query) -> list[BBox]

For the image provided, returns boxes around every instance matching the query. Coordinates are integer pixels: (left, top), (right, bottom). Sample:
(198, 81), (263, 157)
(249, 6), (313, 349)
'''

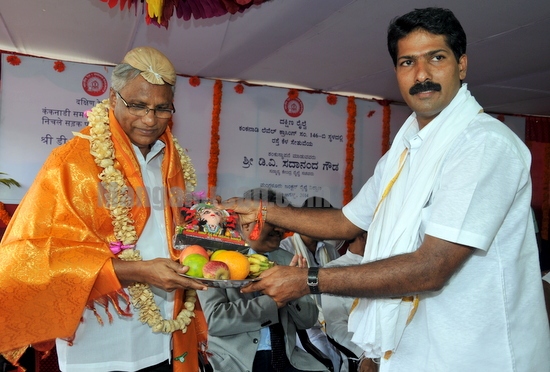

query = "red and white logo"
(284, 97), (304, 118)
(82, 72), (108, 97)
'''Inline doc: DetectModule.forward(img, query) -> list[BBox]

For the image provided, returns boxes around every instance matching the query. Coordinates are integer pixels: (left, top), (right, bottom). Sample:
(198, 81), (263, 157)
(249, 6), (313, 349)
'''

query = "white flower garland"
(83, 99), (197, 334)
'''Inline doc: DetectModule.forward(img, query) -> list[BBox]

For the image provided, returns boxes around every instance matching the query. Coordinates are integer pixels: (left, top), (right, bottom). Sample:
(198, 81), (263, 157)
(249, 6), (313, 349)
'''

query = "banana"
(248, 253), (269, 263)
(249, 264), (261, 273)
(263, 260), (275, 268)
(246, 255), (276, 278)
(247, 257), (263, 265)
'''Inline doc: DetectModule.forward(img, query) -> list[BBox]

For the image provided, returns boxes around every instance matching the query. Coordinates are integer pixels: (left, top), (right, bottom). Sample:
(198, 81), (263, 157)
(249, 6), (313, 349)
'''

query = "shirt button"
(253, 339), (259, 344)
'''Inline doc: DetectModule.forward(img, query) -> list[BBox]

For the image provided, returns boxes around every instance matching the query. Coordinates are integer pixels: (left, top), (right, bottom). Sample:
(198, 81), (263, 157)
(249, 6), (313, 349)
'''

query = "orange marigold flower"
(287, 89), (299, 99)
(234, 83), (244, 94)
(7, 55), (21, 66)
(327, 94), (338, 105)
(189, 76), (201, 87)
(54, 61), (65, 72)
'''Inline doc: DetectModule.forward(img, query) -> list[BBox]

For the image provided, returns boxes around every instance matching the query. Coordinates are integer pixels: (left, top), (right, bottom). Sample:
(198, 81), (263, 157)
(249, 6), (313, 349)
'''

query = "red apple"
(179, 245), (209, 263)
(202, 260), (230, 280)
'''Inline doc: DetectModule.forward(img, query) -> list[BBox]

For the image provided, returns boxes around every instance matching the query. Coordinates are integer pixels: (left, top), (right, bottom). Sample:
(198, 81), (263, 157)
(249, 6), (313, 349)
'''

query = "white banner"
(212, 82), (347, 207)
(0, 55), (112, 203)
(0, 54), (392, 208)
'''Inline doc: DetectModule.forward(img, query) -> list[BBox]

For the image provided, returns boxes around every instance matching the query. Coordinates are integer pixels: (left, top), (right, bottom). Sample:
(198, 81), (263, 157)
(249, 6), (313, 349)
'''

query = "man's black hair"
(387, 7), (467, 66)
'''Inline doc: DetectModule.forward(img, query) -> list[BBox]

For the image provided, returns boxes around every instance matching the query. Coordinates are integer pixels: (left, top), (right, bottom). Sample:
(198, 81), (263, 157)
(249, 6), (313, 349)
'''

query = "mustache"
(409, 81), (442, 95)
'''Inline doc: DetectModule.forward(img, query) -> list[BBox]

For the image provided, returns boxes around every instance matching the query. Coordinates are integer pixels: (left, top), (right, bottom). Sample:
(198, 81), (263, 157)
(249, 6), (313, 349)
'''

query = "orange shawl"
(0, 110), (207, 371)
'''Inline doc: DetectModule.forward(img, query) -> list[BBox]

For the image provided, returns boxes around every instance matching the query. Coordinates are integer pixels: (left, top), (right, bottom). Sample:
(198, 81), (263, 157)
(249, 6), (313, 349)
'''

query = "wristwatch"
(307, 267), (320, 294)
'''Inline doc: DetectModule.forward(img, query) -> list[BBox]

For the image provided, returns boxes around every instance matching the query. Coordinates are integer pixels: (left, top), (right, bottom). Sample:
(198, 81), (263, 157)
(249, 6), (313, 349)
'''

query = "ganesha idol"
(174, 202), (246, 251)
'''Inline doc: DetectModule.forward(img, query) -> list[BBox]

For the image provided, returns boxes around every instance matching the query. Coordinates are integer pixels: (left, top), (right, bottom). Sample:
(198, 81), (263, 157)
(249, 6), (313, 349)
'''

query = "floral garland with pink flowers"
(81, 99), (197, 334)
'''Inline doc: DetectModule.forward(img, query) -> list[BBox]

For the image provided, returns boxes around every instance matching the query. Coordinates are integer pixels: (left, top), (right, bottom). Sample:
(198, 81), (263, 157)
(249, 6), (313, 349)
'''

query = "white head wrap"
(122, 46), (176, 85)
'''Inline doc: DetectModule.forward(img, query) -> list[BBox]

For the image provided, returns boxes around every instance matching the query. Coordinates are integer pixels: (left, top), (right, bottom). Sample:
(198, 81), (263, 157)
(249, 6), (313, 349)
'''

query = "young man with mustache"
(222, 7), (550, 372)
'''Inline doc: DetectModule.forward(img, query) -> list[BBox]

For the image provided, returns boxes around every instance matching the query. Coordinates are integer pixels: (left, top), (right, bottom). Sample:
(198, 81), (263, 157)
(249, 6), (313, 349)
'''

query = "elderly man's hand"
(113, 258), (207, 292)
(241, 265), (309, 304)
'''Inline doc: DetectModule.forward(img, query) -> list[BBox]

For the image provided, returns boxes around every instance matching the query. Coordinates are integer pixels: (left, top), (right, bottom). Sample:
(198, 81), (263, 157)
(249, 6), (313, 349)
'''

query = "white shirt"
(56, 141), (174, 372)
(321, 251), (366, 369)
(279, 237), (340, 267)
(279, 236), (343, 370)
(343, 114), (550, 371)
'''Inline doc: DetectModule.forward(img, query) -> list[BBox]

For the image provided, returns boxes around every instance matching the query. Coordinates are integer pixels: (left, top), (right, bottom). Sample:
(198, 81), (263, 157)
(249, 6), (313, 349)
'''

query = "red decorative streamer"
(343, 96), (356, 205)
(208, 80), (223, 198)
(377, 100), (391, 155)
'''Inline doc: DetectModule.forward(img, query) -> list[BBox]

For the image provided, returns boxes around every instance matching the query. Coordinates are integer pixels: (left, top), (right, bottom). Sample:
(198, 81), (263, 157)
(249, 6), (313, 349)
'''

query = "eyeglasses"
(116, 91), (175, 119)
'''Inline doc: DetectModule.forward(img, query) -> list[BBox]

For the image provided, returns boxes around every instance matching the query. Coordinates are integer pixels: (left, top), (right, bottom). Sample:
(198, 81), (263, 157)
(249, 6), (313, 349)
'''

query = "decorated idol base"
(174, 201), (247, 252)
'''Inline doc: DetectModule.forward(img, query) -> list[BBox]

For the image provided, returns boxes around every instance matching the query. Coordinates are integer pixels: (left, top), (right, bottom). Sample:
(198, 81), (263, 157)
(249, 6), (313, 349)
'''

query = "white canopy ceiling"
(0, 0), (549, 117)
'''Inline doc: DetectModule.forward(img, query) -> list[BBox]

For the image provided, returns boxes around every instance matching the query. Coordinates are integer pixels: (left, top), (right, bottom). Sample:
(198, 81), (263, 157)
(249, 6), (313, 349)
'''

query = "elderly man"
(0, 47), (207, 372)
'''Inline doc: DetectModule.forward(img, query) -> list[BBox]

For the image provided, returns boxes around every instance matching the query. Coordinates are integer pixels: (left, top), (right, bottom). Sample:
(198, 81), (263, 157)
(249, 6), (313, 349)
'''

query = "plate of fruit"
(179, 245), (275, 288)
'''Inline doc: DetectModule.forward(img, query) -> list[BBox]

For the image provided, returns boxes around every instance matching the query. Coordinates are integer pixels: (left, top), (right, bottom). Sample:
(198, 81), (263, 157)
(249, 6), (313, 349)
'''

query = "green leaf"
(0, 172), (21, 188)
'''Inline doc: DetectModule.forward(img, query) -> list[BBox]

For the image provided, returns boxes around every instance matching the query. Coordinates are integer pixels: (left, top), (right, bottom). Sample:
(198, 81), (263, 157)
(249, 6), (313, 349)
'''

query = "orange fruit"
(183, 253), (209, 278)
(179, 245), (209, 263)
(213, 250), (250, 280)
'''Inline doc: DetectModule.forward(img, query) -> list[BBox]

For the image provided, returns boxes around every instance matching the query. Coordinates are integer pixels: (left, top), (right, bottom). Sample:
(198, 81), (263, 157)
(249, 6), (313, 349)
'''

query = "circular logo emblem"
(82, 72), (108, 97)
(284, 97), (304, 118)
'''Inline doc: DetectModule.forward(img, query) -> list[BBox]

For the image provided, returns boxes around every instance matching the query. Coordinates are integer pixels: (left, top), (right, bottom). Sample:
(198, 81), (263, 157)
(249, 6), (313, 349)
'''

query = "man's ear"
(458, 54), (467, 81)
(109, 88), (117, 109)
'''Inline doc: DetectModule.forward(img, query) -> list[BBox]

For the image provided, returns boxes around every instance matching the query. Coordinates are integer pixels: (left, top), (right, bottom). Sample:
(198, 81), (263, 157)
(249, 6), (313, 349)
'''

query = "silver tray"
(181, 275), (261, 288)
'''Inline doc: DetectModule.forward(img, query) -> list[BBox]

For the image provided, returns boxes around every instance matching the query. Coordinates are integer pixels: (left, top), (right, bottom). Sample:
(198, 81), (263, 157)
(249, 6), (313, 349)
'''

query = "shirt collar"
(132, 140), (166, 163)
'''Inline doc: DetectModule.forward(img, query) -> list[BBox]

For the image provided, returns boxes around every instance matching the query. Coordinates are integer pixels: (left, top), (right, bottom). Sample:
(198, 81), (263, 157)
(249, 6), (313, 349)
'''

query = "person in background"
(0, 47), (208, 372)
(197, 188), (329, 372)
(321, 232), (370, 372)
(223, 7), (550, 371)
(543, 271), (550, 325)
(280, 197), (342, 267)
(280, 196), (342, 371)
